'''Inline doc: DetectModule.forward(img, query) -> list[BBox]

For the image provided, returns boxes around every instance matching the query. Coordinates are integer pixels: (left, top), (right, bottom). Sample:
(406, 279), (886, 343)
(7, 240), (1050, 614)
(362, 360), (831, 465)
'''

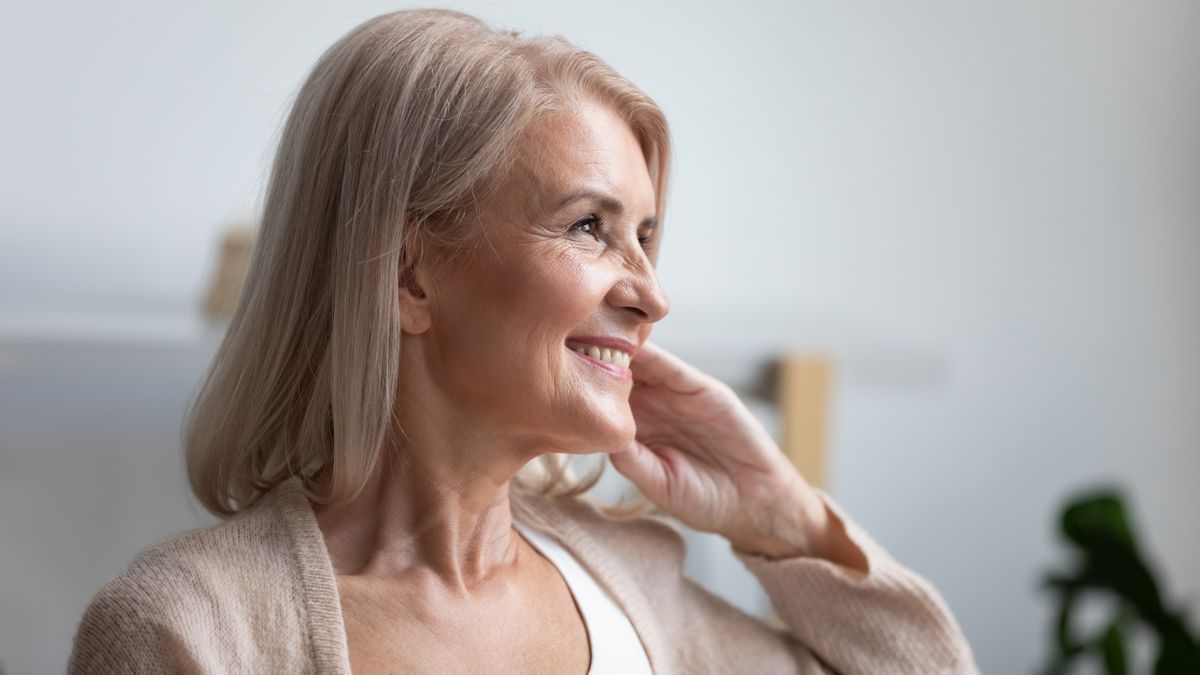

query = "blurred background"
(2, 1), (1198, 673)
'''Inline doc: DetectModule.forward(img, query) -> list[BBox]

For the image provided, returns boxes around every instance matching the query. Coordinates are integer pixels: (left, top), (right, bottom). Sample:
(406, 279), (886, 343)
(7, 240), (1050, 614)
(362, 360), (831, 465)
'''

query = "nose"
(610, 250), (670, 326)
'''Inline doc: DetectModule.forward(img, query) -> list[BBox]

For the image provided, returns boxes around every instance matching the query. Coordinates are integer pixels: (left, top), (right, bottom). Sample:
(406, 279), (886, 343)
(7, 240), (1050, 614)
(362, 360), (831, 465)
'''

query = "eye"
(569, 214), (655, 250)
(569, 214), (604, 239)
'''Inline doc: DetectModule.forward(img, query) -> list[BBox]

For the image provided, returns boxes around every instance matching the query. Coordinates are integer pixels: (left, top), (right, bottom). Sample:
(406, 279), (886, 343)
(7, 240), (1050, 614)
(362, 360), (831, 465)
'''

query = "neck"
(311, 346), (546, 593)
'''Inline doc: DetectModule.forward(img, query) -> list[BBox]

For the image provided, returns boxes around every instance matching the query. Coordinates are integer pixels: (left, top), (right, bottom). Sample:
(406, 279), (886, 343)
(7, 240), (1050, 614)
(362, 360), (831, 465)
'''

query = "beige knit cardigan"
(68, 475), (979, 673)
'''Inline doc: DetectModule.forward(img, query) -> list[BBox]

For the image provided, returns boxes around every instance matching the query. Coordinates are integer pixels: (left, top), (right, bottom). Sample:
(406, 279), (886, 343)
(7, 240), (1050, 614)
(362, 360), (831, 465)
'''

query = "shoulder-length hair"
(183, 8), (671, 520)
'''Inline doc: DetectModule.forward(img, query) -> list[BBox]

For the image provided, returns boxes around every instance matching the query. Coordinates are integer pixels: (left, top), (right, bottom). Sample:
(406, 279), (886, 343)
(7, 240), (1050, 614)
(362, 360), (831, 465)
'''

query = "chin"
(550, 396), (634, 452)
(569, 418), (636, 456)
(604, 421), (638, 454)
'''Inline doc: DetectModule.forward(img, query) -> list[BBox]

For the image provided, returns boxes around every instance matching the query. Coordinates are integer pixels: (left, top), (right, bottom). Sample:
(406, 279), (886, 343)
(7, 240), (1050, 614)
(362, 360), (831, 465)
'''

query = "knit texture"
(69, 476), (979, 674)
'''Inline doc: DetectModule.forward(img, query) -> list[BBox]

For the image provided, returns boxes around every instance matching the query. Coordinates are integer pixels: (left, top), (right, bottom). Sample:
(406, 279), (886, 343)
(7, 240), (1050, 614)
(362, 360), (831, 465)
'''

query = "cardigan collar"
(269, 475), (670, 674)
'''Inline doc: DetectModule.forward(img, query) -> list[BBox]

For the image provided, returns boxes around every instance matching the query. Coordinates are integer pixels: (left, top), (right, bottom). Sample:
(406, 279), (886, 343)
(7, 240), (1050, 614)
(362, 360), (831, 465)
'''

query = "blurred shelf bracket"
(743, 353), (833, 491)
(202, 224), (257, 320)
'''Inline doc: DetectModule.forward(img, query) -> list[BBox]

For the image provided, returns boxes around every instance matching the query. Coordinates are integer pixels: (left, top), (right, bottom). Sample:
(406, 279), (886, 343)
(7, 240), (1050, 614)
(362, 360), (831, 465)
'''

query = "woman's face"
(404, 100), (669, 457)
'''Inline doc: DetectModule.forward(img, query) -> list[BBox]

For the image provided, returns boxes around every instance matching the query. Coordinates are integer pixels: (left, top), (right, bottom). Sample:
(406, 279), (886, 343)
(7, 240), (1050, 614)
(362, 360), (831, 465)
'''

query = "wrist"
(729, 534), (808, 560)
(731, 490), (870, 573)
(728, 478), (830, 560)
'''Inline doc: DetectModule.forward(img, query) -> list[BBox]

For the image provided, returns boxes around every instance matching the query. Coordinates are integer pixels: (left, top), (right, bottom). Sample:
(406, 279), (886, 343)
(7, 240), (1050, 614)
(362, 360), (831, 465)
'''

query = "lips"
(564, 335), (638, 356)
(566, 347), (633, 381)
(567, 342), (629, 367)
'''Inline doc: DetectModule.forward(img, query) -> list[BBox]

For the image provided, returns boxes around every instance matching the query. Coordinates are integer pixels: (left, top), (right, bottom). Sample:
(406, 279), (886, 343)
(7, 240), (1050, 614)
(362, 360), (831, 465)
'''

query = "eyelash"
(570, 214), (653, 247)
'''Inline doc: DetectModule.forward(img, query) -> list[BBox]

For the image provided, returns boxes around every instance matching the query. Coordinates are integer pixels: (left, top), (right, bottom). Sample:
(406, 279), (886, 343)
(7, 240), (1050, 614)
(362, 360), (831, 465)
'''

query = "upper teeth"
(570, 343), (632, 368)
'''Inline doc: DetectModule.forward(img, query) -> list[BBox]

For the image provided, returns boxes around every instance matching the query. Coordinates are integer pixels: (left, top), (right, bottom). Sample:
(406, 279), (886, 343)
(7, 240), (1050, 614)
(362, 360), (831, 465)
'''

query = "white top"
(513, 518), (653, 675)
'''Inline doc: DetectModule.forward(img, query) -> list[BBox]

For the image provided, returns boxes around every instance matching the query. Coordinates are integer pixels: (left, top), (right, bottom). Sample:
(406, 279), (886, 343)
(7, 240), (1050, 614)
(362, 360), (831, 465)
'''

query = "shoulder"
(68, 483), (314, 673)
(101, 487), (297, 610)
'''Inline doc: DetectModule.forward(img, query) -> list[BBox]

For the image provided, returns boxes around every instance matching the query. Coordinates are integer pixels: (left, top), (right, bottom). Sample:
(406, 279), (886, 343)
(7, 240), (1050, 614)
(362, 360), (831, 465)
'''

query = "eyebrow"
(555, 189), (658, 230)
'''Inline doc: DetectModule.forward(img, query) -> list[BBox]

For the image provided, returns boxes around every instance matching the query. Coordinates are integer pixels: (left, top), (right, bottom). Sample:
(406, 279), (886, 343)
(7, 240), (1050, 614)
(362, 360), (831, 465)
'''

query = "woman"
(69, 9), (978, 674)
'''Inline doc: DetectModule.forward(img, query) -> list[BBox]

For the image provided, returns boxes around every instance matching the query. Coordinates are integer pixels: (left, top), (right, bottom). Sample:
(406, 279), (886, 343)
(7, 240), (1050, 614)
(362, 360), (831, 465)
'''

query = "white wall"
(3, 1), (1198, 673)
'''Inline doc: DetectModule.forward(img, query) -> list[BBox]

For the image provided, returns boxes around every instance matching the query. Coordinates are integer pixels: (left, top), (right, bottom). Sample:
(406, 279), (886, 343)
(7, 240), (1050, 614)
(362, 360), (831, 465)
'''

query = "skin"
(312, 98), (866, 673)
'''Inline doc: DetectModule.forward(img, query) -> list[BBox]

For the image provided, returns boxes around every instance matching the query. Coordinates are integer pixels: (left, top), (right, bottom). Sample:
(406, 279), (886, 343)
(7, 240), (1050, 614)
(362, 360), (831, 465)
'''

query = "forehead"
(497, 101), (655, 220)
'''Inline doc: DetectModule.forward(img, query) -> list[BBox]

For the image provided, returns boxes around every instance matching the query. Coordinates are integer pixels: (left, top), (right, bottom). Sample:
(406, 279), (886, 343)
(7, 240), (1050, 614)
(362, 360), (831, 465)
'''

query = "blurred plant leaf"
(1101, 623), (1127, 675)
(1042, 486), (1200, 675)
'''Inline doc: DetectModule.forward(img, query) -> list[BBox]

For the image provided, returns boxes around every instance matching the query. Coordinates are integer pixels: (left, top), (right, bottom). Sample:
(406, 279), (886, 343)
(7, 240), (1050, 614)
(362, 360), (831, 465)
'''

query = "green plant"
(1042, 488), (1200, 674)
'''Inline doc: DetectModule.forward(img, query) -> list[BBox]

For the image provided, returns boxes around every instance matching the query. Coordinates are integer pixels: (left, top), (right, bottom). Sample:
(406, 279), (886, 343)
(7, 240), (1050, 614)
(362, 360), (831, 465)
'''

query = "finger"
(630, 340), (712, 394)
(608, 439), (667, 498)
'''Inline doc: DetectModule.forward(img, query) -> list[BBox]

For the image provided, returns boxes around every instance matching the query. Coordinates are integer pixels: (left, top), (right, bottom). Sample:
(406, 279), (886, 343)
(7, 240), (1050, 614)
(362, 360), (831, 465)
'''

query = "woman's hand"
(608, 340), (837, 561)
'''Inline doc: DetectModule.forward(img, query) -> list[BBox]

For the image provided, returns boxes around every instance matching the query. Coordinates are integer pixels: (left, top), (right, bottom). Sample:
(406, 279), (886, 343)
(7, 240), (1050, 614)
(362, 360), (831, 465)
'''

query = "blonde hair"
(183, 9), (671, 520)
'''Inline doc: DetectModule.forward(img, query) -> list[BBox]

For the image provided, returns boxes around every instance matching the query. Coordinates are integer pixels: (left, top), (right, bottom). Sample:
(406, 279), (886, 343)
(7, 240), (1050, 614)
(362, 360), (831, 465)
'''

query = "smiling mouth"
(564, 341), (633, 380)
(564, 340), (632, 368)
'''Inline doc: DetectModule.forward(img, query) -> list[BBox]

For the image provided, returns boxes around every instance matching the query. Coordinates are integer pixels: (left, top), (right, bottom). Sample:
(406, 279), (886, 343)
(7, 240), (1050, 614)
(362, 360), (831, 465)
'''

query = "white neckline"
(513, 517), (653, 675)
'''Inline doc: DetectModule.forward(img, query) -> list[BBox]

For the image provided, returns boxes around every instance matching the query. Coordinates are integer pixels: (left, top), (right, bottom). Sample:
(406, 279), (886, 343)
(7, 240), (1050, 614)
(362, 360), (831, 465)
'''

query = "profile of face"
(399, 99), (670, 458)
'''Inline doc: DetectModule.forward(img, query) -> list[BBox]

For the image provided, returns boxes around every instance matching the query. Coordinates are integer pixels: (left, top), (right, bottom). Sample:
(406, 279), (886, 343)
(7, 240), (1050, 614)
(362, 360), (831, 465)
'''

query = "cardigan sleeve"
(67, 579), (202, 675)
(722, 489), (980, 674)
(603, 487), (979, 674)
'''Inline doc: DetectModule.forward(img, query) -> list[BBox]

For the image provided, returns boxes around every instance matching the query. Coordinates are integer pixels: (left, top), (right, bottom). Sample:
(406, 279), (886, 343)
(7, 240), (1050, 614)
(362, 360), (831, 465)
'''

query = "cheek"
(512, 251), (612, 342)
(448, 252), (605, 381)
(531, 251), (602, 307)
(436, 248), (633, 440)
(524, 256), (607, 373)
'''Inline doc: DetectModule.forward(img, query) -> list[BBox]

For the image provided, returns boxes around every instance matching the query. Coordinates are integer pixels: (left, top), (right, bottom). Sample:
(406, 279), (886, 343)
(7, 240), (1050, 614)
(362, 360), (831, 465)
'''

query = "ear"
(398, 255), (432, 335)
